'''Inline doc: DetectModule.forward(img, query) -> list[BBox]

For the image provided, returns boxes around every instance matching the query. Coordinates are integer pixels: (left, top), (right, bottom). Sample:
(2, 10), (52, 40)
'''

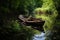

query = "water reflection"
(33, 32), (45, 40)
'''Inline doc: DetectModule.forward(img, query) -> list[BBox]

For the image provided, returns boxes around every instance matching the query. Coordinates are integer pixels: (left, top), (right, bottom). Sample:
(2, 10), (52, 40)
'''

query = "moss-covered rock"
(34, 0), (58, 32)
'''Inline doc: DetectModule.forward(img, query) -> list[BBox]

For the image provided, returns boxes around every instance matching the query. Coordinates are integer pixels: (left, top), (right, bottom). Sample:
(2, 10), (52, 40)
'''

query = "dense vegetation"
(0, 0), (42, 40)
(0, 0), (60, 40)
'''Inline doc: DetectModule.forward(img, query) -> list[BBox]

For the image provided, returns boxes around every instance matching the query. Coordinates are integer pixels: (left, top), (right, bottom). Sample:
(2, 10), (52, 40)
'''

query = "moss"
(34, 0), (58, 32)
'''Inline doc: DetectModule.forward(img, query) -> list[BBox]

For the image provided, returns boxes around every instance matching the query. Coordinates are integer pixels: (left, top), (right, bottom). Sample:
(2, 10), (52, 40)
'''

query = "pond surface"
(33, 32), (45, 40)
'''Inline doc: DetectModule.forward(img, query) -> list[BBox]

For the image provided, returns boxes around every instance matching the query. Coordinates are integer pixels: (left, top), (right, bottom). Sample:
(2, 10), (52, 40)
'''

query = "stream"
(33, 32), (45, 40)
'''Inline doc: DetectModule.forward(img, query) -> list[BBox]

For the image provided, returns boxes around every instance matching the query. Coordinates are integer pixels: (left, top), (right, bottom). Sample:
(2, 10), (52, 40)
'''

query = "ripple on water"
(33, 32), (45, 40)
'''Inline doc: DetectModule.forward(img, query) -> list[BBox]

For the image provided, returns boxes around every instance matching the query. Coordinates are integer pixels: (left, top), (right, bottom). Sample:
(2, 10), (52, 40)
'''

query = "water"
(33, 32), (45, 40)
